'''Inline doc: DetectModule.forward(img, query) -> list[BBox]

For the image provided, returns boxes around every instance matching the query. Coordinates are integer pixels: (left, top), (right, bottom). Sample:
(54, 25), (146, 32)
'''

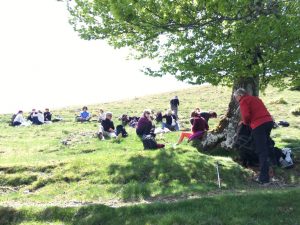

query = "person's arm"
(239, 100), (251, 125)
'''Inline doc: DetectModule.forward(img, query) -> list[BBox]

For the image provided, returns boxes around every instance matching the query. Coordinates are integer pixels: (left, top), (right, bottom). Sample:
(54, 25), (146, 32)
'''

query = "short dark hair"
(82, 106), (88, 110)
(209, 111), (217, 118)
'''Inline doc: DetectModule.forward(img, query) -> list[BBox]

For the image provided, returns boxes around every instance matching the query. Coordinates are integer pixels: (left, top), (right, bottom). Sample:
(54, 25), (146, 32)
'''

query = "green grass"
(0, 85), (299, 224)
(1, 188), (300, 225)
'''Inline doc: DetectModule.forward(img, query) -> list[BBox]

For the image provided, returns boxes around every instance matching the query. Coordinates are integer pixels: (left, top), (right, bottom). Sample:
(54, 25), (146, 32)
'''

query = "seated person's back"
(136, 110), (153, 136)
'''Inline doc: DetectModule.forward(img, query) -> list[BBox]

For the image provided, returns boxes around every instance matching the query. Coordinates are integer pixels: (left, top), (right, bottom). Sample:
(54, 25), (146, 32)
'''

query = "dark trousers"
(13, 121), (21, 126)
(252, 121), (273, 183)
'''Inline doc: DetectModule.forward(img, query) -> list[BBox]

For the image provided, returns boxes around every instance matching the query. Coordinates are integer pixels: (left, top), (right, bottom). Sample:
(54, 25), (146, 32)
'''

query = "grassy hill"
(0, 85), (299, 225)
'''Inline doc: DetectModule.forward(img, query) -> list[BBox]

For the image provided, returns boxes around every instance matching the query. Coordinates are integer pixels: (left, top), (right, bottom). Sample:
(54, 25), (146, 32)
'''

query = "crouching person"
(136, 109), (165, 150)
(99, 112), (121, 141)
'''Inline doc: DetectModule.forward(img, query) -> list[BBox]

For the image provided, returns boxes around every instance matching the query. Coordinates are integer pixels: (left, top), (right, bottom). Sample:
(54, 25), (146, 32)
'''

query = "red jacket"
(239, 95), (273, 129)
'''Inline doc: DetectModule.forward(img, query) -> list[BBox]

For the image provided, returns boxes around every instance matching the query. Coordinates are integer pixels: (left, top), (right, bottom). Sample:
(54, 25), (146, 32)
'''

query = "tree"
(68, 0), (300, 149)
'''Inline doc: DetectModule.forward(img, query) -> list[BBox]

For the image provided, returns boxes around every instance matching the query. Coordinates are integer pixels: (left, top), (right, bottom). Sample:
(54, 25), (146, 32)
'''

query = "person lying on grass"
(174, 111), (209, 147)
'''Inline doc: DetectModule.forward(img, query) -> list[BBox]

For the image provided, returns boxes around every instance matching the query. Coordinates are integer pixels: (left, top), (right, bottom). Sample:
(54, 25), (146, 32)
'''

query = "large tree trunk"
(198, 76), (259, 151)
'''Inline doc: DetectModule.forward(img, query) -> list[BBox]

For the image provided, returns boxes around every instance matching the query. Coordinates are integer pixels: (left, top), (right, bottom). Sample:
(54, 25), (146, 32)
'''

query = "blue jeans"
(162, 122), (179, 131)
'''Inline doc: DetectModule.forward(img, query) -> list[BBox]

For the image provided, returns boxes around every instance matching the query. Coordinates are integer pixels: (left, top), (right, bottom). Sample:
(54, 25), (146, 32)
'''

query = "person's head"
(209, 111), (217, 118)
(106, 112), (113, 120)
(18, 110), (23, 114)
(32, 109), (36, 112)
(99, 109), (104, 113)
(195, 108), (200, 113)
(233, 88), (248, 101)
(143, 109), (151, 118)
(166, 109), (173, 116)
(190, 111), (197, 118)
(45, 108), (49, 112)
(38, 110), (42, 113)
(174, 96), (178, 99)
(82, 106), (88, 111)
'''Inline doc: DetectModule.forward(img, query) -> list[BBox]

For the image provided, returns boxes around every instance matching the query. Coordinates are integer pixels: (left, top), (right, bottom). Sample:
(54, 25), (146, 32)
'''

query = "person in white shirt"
(13, 111), (25, 126)
(98, 109), (106, 123)
(37, 110), (45, 124)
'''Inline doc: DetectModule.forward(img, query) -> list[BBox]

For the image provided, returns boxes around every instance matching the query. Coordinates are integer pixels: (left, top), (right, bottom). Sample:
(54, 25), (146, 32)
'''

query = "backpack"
(10, 114), (17, 126)
(142, 134), (157, 150)
(116, 125), (128, 138)
(233, 124), (257, 167)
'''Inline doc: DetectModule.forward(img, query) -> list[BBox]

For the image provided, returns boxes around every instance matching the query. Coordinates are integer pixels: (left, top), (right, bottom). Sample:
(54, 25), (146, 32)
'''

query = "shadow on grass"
(2, 188), (300, 225)
(107, 149), (249, 201)
(280, 137), (300, 151)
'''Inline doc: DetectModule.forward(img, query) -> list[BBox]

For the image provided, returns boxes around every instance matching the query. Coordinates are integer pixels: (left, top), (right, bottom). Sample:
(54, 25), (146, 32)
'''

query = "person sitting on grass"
(76, 106), (91, 122)
(13, 110), (26, 126)
(174, 111), (208, 147)
(98, 112), (121, 141)
(162, 109), (179, 131)
(136, 109), (165, 149)
(44, 108), (52, 122)
(98, 109), (106, 123)
(27, 109), (36, 122)
(32, 110), (44, 125)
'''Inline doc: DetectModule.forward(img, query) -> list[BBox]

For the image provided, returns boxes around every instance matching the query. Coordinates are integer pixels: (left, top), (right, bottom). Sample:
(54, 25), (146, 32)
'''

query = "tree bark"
(197, 76), (259, 151)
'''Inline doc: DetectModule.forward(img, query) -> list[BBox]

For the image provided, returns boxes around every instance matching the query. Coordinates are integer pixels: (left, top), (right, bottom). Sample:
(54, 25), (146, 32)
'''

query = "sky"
(0, 0), (191, 114)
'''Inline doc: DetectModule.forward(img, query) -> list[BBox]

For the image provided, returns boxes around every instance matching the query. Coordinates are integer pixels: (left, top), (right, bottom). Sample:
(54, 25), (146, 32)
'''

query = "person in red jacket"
(234, 88), (274, 184)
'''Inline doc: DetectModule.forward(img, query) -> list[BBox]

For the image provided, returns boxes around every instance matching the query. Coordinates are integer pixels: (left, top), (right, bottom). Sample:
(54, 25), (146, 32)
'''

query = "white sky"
(0, 0), (190, 114)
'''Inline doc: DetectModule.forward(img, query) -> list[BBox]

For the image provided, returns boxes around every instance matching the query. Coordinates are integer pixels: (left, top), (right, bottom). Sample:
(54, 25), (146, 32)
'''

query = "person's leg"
(174, 108), (178, 118)
(13, 121), (21, 126)
(174, 122), (180, 131)
(177, 132), (192, 144)
(252, 122), (273, 183)
(108, 132), (117, 138)
(188, 131), (205, 142)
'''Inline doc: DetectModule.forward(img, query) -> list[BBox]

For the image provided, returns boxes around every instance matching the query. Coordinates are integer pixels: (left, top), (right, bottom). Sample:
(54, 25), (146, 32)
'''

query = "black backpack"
(116, 125), (128, 138)
(234, 124), (284, 167)
(10, 114), (17, 126)
(142, 134), (157, 150)
(233, 124), (257, 167)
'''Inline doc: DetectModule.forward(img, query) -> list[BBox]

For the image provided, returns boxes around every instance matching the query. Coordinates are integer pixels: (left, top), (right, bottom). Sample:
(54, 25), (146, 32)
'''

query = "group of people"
(12, 108), (53, 126)
(10, 91), (277, 185)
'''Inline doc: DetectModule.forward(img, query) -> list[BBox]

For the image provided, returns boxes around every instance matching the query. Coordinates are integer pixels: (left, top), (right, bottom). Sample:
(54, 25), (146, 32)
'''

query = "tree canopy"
(68, 0), (300, 89)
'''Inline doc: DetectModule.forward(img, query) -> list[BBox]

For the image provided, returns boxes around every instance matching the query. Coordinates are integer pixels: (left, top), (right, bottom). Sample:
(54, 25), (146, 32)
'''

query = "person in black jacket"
(162, 109), (179, 131)
(170, 96), (179, 118)
(99, 112), (121, 140)
(44, 108), (52, 122)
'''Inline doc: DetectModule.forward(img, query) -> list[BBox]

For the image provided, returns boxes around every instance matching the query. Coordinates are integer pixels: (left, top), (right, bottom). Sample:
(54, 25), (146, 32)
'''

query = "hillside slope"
(0, 85), (299, 224)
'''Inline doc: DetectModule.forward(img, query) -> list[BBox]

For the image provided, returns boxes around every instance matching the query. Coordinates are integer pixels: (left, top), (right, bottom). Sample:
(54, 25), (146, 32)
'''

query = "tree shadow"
(108, 150), (193, 201)
(107, 149), (249, 201)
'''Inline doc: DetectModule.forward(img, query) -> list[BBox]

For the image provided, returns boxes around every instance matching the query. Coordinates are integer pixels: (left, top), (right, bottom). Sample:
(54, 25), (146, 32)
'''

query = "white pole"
(216, 162), (221, 188)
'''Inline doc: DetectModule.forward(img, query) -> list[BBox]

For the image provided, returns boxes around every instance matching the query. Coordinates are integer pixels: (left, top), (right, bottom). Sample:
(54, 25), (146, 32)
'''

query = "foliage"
(68, 0), (300, 89)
